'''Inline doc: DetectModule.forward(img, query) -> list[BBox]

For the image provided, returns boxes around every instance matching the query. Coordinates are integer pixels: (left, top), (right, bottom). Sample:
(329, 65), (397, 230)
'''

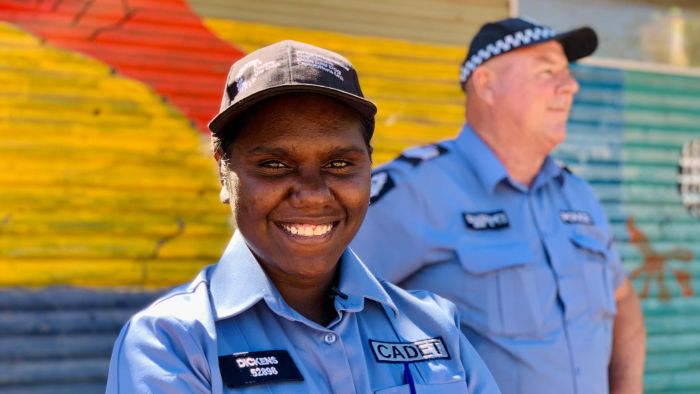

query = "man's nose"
(558, 70), (580, 95)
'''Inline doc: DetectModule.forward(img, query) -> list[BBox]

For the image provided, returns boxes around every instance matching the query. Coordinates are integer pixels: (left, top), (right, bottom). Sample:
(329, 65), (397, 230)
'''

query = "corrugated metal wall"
(558, 65), (700, 393)
(2, 0), (699, 392)
(189, 0), (509, 45)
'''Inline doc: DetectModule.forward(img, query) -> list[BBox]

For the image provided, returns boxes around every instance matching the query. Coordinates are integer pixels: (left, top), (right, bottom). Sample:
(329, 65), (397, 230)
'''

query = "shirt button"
(324, 333), (337, 344)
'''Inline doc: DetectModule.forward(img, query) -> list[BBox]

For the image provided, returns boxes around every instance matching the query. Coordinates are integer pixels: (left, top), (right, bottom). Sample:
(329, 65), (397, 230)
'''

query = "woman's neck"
(263, 265), (339, 326)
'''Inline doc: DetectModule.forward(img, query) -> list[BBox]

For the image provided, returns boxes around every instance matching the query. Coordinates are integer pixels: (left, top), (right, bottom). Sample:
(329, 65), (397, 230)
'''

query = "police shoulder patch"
(369, 337), (450, 363)
(397, 144), (448, 166)
(218, 350), (304, 388)
(369, 170), (395, 204)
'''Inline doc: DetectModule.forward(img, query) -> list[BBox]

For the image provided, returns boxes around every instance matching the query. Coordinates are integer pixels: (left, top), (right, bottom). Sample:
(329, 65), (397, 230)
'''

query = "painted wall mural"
(0, 0), (698, 392)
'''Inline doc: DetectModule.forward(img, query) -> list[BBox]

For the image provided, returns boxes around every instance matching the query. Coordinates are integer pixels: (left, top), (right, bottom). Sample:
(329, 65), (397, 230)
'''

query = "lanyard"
(403, 363), (417, 394)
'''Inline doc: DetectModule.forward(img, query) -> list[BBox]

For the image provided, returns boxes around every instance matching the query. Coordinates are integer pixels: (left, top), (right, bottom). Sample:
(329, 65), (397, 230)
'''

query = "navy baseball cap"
(209, 40), (377, 136)
(459, 18), (598, 88)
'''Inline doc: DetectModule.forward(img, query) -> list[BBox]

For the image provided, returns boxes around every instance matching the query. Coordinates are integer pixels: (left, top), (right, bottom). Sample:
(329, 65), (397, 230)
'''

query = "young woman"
(106, 40), (499, 394)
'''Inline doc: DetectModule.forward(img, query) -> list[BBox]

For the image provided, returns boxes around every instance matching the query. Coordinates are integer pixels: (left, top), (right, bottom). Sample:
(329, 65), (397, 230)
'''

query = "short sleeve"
(106, 314), (212, 393)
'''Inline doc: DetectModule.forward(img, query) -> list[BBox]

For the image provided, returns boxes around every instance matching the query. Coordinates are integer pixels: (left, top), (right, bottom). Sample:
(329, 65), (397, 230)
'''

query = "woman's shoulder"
(378, 279), (459, 326)
(123, 270), (217, 340)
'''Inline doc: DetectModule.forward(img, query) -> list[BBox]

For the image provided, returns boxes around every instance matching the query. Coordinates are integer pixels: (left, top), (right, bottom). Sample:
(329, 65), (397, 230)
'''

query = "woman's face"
(222, 94), (371, 283)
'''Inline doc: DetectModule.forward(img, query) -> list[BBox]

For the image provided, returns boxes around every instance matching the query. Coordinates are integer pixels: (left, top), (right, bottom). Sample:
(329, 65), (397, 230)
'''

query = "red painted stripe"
(0, 0), (246, 134)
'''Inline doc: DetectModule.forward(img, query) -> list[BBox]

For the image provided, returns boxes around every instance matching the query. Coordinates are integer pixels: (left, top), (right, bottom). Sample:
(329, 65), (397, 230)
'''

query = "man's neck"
(470, 123), (548, 187)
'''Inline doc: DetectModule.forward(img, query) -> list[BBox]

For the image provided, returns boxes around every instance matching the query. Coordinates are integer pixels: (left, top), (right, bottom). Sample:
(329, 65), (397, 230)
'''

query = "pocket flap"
(570, 228), (609, 258)
(456, 241), (535, 275)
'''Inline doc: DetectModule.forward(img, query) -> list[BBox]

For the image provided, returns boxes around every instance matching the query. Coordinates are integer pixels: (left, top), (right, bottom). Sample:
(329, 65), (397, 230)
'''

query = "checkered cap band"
(459, 26), (556, 84)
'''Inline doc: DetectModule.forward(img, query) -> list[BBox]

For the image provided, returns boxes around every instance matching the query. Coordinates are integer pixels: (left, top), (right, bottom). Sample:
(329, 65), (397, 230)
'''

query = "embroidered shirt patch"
(369, 337), (450, 363)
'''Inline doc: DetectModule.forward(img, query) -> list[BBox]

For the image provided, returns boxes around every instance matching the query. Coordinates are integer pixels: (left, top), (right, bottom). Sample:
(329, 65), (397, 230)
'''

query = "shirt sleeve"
(106, 315), (212, 394)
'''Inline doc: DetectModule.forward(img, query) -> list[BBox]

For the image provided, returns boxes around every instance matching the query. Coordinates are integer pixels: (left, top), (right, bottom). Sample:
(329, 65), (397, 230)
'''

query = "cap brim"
(208, 84), (377, 135)
(554, 26), (598, 62)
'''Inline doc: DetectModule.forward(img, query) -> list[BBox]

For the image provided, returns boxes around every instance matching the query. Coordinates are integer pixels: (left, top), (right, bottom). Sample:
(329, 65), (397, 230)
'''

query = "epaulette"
(555, 159), (573, 174)
(396, 144), (449, 166)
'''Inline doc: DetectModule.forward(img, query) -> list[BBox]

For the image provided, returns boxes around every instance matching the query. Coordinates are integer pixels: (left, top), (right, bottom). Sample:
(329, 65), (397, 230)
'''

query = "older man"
(353, 18), (646, 394)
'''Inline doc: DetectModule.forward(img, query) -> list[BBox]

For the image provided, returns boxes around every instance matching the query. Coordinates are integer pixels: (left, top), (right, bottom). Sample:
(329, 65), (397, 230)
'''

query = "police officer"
(106, 40), (500, 393)
(352, 18), (646, 394)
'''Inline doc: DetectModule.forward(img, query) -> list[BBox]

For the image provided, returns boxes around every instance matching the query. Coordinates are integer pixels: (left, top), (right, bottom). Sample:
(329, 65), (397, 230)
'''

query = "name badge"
(560, 210), (594, 225)
(370, 337), (450, 363)
(219, 350), (304, 388)
(463, 210), (509, 230)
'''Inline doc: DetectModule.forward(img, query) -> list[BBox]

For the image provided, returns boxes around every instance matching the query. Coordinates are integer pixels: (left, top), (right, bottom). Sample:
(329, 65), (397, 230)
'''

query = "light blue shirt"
(107, 230), (500, 393)
(352, 124), (625, 394)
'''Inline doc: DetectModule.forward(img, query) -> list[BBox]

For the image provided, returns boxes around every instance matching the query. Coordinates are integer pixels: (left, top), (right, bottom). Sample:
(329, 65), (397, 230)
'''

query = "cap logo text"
(297, 50), (348, 81)
(233, 59), (280, 96)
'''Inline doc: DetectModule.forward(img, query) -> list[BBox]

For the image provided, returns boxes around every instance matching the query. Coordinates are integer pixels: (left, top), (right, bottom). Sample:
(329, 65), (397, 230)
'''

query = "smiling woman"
(105, 40), (501, 394)
(222, 94), (371, 323)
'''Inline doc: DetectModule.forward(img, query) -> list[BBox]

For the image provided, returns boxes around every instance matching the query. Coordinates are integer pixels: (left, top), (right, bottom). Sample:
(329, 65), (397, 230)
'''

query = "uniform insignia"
(463, 210), (509, 230)
(219, 350), (303, 388)
(560, 210), (594, 225)
(369, 170), (395, 204)
(397, 144), (448, 166)
(369, 337), (450, 363)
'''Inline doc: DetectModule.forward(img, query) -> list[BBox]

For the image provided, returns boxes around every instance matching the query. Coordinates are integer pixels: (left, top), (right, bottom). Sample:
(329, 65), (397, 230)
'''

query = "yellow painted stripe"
(0, 22), (231, 288)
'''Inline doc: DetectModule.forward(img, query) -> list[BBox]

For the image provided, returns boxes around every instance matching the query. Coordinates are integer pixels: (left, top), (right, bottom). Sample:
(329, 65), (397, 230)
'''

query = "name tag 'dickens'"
(464, 210), (510, 230)
(218, 350), (303, 388)
(370, 337), (450, 363)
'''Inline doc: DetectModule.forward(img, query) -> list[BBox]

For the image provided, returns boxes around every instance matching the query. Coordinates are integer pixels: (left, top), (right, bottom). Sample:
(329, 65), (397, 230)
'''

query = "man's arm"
(609, 278), (646, 394)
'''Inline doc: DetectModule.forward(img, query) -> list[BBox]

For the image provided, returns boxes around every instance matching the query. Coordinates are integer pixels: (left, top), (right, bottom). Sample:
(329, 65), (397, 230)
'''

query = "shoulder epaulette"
(396, 144), (449, 166)
(553, 159), (572, 173)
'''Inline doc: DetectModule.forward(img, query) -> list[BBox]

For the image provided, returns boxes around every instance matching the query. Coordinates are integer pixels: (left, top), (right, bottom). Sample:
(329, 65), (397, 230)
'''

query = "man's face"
(221, 94), (371, 282)
(489, 41), (579, 154)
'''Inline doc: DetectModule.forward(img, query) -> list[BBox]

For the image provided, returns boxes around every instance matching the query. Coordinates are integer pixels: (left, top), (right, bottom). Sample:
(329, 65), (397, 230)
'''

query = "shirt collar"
(455, 124), (509, 193)
(208, 230), (398, 322)
(456, 124), (566, 193)
(335, 248), (399, 317)
(532, 156), (566, 189)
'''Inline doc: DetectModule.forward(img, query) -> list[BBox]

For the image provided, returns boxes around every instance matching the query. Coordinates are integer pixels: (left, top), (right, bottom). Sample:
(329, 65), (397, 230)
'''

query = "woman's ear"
(215, 152), (231, 204)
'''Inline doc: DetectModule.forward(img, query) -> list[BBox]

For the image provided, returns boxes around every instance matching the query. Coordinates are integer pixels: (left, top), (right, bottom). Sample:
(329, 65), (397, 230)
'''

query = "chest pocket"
(570, 228), (617, 320)
(455, 241), (548, 337)
(375, 380), (468, 394)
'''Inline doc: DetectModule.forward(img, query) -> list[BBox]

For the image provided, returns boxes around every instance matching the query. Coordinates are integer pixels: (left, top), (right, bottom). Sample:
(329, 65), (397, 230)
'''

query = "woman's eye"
(261, 160), (287, 169)
(326, 160), (350, 169)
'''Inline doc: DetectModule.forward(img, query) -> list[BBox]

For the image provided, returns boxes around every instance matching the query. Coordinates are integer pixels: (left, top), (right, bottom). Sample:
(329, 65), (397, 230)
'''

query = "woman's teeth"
(282, 223), (333, 237)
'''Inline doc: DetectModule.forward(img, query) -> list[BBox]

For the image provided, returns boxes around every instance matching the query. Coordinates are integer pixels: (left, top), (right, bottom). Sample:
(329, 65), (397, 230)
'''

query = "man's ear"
(469, 67), (496, 105)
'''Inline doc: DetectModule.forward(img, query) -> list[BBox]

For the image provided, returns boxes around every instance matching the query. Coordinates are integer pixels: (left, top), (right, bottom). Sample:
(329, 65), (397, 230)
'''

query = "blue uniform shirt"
(352, 124), (625, 394)
(107, 230), (500, 393)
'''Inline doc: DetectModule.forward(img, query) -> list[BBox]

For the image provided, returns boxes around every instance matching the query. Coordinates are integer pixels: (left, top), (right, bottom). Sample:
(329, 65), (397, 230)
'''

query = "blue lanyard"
(403, 363), (417, 394)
